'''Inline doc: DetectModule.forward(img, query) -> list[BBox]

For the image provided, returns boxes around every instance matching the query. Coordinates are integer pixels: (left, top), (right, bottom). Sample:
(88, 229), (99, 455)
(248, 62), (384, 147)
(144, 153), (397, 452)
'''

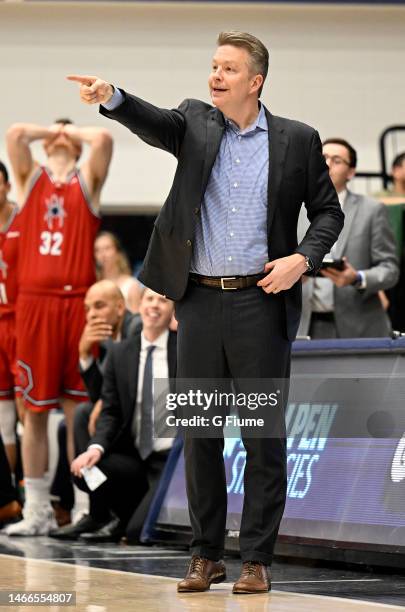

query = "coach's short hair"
(217, 31), (269, 97)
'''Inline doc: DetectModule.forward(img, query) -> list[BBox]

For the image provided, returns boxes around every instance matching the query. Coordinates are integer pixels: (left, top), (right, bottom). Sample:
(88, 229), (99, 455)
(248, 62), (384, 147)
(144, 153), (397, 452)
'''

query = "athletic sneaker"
(3, 504), (56, 536)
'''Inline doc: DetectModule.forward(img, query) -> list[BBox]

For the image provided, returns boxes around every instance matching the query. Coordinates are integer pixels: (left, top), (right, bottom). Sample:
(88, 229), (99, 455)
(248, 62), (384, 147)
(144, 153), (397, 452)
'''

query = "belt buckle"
(220, 276), (237, 290)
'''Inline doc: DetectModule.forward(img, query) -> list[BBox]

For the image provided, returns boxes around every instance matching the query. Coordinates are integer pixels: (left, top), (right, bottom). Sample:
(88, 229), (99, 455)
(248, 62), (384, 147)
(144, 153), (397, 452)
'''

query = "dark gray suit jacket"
(101, 93), (344, 340)
(298, 191), (399, 337)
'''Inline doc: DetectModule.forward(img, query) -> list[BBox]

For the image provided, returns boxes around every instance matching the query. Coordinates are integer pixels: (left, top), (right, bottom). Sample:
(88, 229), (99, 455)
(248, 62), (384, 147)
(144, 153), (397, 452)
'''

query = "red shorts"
(0, 312), (17, 401)
(15, 293), (88, 411)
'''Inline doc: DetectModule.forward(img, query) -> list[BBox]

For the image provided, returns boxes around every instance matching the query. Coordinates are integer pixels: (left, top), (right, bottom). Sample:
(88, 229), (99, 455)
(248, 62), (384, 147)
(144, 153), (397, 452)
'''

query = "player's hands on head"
(67, 75), (114, 105)
(45, 123), (63, 144)
(62, 123), (81, 146)
(48, 123), (63, 134)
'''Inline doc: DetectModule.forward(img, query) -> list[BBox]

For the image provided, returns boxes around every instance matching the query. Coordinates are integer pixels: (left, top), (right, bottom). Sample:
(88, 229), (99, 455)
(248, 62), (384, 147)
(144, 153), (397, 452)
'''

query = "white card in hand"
(80, 466), (107, 491)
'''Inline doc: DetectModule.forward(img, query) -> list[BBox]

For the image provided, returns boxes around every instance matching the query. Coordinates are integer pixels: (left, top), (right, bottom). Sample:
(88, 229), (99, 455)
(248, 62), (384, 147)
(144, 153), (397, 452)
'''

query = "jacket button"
(186, 239), (192, 247)
(194, 207), (200, 214)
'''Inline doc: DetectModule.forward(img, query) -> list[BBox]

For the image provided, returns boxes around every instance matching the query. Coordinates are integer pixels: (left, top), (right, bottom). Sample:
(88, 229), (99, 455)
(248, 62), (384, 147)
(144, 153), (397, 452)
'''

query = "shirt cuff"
(79, 356), (94, 371)
(357, 271), (367, 289)
(101, 86), (124, 111)
(88, 443), (105, 455)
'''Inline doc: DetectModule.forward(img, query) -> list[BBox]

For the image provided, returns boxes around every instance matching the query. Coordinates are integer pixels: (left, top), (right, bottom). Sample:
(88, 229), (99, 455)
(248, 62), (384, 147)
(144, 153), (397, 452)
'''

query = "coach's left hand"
(257, 254), (307, 294)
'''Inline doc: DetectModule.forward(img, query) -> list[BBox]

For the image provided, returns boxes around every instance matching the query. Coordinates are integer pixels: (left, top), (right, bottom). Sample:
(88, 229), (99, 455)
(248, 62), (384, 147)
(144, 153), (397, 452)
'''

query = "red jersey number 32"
(39, 231), (63, 256)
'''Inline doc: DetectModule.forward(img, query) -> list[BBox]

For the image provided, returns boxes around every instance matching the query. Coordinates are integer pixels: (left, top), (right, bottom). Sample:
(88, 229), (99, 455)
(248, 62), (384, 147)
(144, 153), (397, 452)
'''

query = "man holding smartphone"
(299, 137), (399, 339)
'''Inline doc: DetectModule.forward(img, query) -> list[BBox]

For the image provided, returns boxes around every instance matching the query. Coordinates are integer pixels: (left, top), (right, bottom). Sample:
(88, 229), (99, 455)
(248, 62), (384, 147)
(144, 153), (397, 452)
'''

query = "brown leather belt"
(189, 272), (265, 290)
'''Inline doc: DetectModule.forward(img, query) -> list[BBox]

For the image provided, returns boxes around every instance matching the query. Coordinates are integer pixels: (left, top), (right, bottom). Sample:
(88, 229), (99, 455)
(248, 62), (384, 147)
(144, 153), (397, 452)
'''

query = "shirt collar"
(141, 328), (169, 351)
(337, 188), (348, 208)
(225, 102), (268, 136)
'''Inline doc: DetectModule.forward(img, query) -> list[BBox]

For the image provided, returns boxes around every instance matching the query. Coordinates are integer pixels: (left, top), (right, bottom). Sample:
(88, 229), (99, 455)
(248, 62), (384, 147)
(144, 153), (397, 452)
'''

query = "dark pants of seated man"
(0, 434), (17, 508)
(73, 402), (169, 540)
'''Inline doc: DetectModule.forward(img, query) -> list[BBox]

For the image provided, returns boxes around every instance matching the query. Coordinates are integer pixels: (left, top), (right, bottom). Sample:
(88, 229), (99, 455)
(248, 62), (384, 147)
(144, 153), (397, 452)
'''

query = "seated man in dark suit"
(53, 288), (176, 542)
(50, 279), (141, 532)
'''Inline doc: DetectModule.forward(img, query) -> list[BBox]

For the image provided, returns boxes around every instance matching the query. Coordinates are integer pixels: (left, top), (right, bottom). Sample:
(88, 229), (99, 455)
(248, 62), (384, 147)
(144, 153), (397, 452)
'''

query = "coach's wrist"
(291, 253), (308, 274)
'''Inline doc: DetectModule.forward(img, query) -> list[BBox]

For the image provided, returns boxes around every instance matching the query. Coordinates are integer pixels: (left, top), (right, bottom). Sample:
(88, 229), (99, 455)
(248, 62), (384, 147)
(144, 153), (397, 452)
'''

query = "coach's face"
(208, 45), (261, 116)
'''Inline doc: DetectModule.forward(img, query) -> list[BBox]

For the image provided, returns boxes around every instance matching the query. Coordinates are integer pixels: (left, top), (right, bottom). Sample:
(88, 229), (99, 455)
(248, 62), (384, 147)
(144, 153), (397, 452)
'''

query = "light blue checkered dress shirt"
(191, 103), (269, 277)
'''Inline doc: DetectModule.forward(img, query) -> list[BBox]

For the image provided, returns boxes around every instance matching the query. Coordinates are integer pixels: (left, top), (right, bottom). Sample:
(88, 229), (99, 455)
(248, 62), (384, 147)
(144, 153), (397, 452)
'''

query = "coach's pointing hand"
(67, 75), (114, 105)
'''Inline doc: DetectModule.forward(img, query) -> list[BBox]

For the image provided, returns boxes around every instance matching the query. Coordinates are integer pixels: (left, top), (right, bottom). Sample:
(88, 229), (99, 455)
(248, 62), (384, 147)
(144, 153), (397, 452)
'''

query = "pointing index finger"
(66, 74), (97, 85)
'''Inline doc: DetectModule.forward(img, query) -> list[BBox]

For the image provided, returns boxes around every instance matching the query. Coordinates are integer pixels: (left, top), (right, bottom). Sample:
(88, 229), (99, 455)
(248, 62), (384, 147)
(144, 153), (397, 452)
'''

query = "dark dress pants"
(73, 402), (147, 523)
(309, 314), (338, 339)
(125, 449), (170, 543)
(175, 282), (291, 566)
(73, 402), (165, 530)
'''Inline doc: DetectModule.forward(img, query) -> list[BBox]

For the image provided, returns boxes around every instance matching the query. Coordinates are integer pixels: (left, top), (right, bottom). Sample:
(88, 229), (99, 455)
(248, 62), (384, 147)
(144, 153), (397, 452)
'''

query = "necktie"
(138, 345), (156, 460)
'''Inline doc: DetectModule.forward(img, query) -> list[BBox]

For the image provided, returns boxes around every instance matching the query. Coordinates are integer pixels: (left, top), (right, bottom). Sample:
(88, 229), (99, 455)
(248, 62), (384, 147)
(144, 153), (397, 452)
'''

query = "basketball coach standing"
(69, 31), (344, 594)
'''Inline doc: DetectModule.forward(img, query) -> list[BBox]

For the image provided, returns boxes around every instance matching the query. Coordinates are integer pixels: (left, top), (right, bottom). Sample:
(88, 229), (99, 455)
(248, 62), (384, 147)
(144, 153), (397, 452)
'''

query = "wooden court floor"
(1, 554), (404, 612)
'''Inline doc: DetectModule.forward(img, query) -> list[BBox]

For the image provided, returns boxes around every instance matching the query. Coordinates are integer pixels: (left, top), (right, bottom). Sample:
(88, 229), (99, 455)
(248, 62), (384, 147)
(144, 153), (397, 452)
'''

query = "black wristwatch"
(304, 255), (314, 272)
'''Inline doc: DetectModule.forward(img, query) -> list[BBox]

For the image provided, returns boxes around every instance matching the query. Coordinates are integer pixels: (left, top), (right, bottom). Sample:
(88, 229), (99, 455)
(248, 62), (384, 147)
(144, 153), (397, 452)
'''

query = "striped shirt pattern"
(191, 103), (269, 276)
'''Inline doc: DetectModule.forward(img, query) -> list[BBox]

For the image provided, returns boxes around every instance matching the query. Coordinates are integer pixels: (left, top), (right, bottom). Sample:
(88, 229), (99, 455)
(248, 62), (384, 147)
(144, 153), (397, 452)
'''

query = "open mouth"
(212, 88), (228, 94)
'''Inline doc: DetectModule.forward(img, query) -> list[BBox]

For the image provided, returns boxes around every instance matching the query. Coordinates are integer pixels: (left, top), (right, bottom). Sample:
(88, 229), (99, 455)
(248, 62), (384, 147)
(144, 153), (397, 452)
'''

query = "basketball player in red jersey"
(0, 161), (21, 505)
(4, 120), (113, 535)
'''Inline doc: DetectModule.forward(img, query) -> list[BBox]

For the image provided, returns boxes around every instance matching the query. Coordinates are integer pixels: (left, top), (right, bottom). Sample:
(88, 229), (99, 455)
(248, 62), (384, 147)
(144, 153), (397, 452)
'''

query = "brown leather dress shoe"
(232, 561), (271, 594)
(52, 502), (71, 527)
(0, 500), (22, 524)
(177, 555), (227, 592)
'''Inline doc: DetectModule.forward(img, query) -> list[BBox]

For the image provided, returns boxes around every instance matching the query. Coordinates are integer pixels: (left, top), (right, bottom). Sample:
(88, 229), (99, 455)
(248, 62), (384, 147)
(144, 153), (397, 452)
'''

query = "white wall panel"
(0, 2), (404, 208)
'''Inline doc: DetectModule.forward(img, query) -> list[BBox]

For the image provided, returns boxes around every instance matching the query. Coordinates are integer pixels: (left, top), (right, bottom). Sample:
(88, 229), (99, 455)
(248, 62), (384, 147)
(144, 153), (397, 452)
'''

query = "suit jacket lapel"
(266, 111), (289, 234)
(201, 108), (225, 193)
(333, 191), (359, 258)
(121, 310), (132, 339)
(125, 334), (141, 418)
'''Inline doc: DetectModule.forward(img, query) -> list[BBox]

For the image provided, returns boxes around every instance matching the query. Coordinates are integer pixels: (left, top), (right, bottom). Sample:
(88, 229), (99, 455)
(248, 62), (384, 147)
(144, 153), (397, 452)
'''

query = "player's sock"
(3, 477), (55, 536)
(24, 476), (50, 506)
